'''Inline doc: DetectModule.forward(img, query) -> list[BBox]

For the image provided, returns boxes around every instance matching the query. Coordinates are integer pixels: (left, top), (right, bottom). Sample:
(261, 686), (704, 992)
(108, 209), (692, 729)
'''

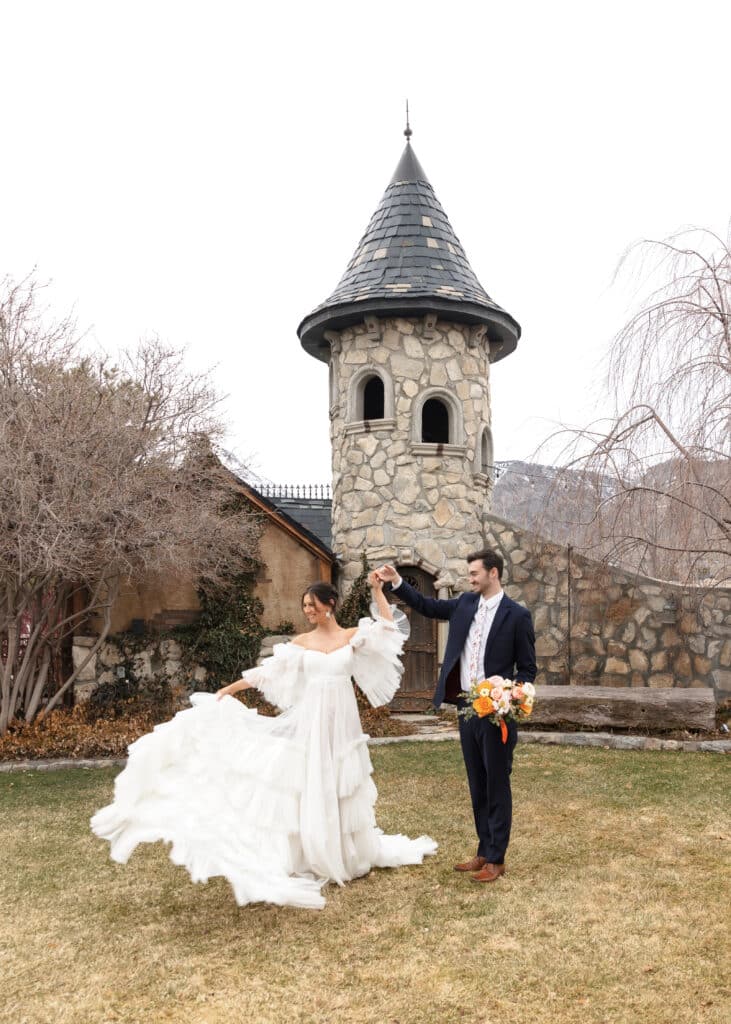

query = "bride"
(91, 572), (437, 909)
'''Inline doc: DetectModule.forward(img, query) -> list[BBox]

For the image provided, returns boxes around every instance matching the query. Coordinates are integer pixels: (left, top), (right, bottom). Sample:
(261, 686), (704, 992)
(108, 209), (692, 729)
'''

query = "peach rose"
(473, 696), (495, 717)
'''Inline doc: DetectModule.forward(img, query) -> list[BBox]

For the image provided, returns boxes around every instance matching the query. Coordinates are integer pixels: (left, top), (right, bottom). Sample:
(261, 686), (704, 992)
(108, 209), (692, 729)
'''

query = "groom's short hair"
(467, 548), (504, 579)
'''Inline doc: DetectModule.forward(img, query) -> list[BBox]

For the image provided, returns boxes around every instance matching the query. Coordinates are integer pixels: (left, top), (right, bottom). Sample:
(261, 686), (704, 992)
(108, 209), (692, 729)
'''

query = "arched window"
(410, 388), (465, 452)
(421, 398), (450, 444)
(347, 367), (395, 427)
(329, 362), (337, 411)
(362, 375), (384, 421)
(476, 425), (494, 479)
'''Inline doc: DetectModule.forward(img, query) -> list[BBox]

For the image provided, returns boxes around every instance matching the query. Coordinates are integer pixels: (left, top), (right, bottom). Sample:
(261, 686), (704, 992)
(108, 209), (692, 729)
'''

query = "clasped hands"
(370, 564), (399, 587)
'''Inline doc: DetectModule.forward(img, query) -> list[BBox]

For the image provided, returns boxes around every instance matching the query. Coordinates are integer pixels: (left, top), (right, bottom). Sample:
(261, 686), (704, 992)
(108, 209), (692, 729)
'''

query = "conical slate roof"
(298, 141), (520, 362)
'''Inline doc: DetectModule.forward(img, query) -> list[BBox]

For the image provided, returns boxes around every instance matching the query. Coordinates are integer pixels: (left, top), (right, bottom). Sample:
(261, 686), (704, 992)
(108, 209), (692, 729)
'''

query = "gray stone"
(356, 435), (379, 457)
(536, 635), (560, 657)
(403, 336), (424, 359)
(621, 622), (637, 644)
(73, 681), (99, 703)
(529, 685), (715, 731)
(604, 657), (630, 674)
(629, 649), (649, 673)
(712, 669), (731, 695)
(72, 644), (98, 682)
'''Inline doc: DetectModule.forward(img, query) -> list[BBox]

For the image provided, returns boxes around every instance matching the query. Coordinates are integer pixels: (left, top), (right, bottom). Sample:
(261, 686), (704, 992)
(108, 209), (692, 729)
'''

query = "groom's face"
(467, 560), (499, 596)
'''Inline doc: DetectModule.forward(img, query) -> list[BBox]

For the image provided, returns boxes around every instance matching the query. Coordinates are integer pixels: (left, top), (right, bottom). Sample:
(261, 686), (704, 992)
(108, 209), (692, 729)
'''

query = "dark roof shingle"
(298, 141), (520, 362)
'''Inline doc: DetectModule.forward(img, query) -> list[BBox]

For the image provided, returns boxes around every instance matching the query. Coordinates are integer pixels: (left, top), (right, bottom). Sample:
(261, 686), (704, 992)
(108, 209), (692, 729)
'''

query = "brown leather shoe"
(453, 855), (487, 873)
(471, 863), (506, 883)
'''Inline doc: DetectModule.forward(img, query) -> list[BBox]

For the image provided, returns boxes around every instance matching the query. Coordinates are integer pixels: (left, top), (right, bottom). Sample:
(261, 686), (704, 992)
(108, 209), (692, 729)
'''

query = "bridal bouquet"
(458, 676), (536, 742)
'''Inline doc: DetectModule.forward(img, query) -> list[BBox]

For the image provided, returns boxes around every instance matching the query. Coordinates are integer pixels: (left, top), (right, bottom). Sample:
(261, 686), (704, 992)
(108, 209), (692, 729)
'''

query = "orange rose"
(519, 702), (532, 715)
(473, 696), (495, 717)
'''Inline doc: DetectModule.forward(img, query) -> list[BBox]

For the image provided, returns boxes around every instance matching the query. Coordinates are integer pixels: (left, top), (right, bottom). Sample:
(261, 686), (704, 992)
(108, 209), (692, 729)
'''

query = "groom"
(377, 551), (536, 882)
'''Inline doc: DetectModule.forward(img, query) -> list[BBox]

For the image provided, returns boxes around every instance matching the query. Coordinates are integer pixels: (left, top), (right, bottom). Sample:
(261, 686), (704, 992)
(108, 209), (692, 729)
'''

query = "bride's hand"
(368, 570), (383, 591)
(215, 680), (254, 701)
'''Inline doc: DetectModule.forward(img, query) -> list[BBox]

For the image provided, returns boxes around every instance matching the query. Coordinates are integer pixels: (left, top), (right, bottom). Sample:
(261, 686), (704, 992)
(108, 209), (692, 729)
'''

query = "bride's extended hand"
(215, 680), (254, 701)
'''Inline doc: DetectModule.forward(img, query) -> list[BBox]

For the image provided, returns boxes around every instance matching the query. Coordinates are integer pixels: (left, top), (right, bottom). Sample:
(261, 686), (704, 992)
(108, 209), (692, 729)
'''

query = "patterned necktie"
(468, 600), (489, 683)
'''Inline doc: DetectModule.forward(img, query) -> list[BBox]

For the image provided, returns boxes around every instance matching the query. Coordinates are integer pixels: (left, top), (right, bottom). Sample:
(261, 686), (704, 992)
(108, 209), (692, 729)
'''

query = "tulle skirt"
(91, 684), (437, 909)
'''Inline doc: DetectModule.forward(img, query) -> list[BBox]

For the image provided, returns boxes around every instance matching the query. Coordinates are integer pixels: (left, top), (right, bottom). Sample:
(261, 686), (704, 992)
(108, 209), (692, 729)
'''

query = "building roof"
(268, 494), (332, 550)
(298, 138), (521, 362)
(236, 481), (334, 561)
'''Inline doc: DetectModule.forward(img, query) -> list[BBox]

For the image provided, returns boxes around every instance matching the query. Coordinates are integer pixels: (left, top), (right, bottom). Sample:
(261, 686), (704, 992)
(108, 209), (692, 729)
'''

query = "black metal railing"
(260, 483), (332, 500)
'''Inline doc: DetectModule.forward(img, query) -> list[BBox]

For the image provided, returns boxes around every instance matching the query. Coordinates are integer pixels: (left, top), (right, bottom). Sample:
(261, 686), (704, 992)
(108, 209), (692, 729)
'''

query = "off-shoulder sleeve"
(241, 642), (304, 710)
(350, 616), (406, 707)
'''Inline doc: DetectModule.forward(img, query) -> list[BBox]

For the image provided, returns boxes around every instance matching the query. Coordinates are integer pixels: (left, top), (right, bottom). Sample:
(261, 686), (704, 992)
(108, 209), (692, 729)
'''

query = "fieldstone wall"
(72, 635), (207, 703)
(328, 315), (492, 589)
(483, 513), (731, 700)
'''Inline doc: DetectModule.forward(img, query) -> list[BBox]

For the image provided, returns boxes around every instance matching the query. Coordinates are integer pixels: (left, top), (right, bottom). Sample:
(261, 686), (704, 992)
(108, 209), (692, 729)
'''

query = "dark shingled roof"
(270, 495), (332, 550)
(298, 140), (521, 362)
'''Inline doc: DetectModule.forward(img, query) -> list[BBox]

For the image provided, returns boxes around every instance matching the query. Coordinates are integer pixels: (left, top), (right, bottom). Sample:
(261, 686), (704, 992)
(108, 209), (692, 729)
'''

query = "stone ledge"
(3, 730), (730, 772)
(517, 731), (731, 754)
(0, 757), (128, 773)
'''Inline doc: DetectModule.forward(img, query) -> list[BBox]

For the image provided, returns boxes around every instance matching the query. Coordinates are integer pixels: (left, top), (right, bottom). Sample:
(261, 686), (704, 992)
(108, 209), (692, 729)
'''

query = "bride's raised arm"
(367, 571), (394, 621)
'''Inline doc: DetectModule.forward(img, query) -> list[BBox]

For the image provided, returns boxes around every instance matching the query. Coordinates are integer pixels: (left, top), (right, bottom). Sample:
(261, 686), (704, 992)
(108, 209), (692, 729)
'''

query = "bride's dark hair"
(301, 582), (338, 612)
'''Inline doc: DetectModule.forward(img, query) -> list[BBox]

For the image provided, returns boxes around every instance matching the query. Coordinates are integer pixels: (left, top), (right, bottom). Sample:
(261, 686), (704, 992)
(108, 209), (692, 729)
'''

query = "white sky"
(2, 0), (729, 484)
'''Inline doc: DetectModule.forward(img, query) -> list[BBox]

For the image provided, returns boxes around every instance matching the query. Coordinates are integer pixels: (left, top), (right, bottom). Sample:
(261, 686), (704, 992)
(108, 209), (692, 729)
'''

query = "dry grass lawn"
(1, 742), (729, 1024)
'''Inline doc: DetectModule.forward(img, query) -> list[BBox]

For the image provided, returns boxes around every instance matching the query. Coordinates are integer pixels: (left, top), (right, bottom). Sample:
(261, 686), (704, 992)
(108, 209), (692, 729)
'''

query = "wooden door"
(390, 566), (438, 712)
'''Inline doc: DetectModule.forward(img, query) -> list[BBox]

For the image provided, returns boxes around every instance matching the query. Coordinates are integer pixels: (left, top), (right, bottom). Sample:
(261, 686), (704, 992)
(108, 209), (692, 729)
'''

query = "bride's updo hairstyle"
(301, 582), (339, 614)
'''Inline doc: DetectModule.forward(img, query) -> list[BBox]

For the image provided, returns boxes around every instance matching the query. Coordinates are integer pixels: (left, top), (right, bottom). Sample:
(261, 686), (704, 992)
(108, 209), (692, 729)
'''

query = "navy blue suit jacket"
(394, 579), (537, 708)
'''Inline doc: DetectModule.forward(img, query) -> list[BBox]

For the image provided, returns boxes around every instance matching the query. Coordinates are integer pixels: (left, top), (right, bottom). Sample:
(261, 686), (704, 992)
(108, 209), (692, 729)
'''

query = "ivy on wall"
(338, 552), (373, 628)
(172, 572), (265, 691)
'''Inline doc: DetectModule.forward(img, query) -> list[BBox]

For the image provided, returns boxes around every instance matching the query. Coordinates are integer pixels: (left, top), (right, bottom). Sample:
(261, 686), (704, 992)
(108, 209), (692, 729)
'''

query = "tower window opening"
(422, 398), (450, 444)
(363, 375), (385, 420)
(479, 426), (494, 478)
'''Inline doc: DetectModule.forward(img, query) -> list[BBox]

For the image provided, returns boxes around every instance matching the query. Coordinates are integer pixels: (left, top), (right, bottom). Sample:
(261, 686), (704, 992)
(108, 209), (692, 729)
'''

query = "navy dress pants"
(457, 703), (518, 864)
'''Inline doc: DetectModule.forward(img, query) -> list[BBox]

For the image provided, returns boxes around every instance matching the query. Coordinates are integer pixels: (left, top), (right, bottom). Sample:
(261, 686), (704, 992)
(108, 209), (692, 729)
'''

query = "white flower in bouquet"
(497, 694), (511, 714)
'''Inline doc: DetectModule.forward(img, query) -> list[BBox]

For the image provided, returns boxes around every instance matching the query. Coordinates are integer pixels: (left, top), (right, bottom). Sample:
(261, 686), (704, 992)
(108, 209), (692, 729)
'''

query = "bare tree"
(0, 277), (260, 732)
(543, 226), (730, 584)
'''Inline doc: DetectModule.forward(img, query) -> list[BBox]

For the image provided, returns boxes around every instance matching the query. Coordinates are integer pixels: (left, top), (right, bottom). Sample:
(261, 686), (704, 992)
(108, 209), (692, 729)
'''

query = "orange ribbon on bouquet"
(499, 718), (508, 744)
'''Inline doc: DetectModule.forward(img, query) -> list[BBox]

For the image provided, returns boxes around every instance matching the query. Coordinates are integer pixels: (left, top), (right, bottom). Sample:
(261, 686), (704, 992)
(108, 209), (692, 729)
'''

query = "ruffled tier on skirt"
(91, 690), (436, 909)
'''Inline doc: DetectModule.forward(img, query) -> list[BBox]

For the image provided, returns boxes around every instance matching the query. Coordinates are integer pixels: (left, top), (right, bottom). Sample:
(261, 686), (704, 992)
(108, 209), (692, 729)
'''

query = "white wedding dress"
(91, 616), (437, 910)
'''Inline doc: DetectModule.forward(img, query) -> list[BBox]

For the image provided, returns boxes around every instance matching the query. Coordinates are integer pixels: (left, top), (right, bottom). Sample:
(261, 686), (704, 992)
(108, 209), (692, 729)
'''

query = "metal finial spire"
(404, 100), (412, 142)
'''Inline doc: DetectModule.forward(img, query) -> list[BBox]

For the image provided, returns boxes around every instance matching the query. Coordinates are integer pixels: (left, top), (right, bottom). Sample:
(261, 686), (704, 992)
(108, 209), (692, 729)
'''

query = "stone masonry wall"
(483, 513), (731, 701)
(329, 315), (492, 589)
(72, 635), (207, 703)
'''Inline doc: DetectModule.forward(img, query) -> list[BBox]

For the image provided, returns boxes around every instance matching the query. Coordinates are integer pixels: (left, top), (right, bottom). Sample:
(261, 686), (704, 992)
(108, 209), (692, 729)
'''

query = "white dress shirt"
(391, 575), (503, 692)
(459, 590), (503, 691)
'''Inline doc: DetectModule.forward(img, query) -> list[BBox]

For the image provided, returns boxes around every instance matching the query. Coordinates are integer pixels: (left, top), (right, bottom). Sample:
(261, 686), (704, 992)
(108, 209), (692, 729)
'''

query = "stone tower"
(297, 134), (520, 596)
